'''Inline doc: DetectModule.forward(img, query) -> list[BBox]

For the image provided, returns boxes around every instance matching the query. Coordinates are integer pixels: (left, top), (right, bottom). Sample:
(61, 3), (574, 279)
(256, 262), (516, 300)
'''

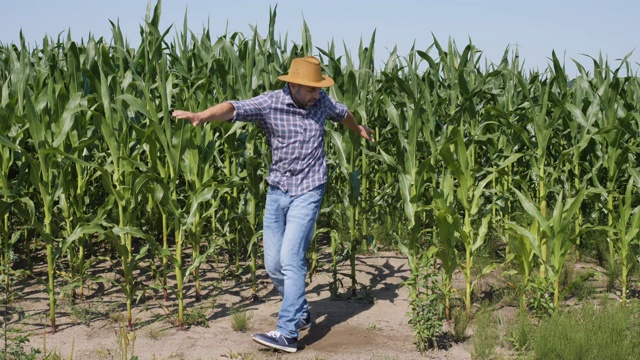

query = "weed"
(559, 257), (575, 290)
(532, 301), (640, 359)
(115, 320), (136, 360)
(522, 277), (554, 318)
(225, 352), (264, 360)
(96, 348), (111, 359)
(451, 307), (469, 343)
(366, 323), (379, 332)
(143, 326), (167, 341)
(566, 272), (596, 302)
(471, 310), (498, 360)
(506, 307), (535, 353)
(231, 309), (251, 332)
(369, 220), (402, 250)
(184, 306), (209, 328)
(606, 261), (621, 293)
(69, 302), (101, 325)
(407, 252), (445, 352)
(0, 334), (41, 360)
(2, 273), (40, 360)
(495, 312), (507, 349)
(152, 292), (216, 330)
(109, 311), (126, 324)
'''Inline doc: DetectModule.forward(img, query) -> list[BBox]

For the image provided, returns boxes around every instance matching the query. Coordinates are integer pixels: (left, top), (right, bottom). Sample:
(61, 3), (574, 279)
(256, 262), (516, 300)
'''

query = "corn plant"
(600, 169), (640, 305)
(562, 76), (598, 261)
(587, 56), (635, 268)
(17, 42), (90, 330)
(519, 66), (554, 279)
(241, 127), (266, 300)
(504, 221), (538, 307)
(85, 38), (155, 330)
(381, 51), (442, 349)
(123, 78), (190, 330)
(432, 170), (460, 318)
(0, 100), (26, 294)
(382, 55), (433, 271)
(511, 186), (586, 307)
(0, 134), (31, 295)
(438, 126), (495, 316)
(480, 50), (528, 257)
(430, 41), (503, 316)
(2, 2), (640, 354)
(327, 125), (363, 296)
(326, 66), (370, 294)
(324, 33), (378, 296)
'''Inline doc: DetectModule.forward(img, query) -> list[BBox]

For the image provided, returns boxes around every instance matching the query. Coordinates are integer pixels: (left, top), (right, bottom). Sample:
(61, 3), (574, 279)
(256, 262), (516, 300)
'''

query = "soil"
(5, 250), (481, 360)
(5, 250), (611, 360)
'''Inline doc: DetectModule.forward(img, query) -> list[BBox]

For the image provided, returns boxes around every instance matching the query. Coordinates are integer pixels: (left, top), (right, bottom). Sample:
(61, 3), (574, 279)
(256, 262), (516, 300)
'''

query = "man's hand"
(340, 111), (375, 142)
(172, 110), (202, 126)
(357, 125), (375, 142)
(172, 102), (236, 125)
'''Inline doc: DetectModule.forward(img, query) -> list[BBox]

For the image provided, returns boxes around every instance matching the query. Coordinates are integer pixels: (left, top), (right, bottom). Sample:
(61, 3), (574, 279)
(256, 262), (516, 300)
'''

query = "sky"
(1, 0), (639, 77)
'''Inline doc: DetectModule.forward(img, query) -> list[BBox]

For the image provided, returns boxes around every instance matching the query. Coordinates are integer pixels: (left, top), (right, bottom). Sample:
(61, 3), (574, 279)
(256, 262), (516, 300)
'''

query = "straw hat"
(278, 56), (334, 87)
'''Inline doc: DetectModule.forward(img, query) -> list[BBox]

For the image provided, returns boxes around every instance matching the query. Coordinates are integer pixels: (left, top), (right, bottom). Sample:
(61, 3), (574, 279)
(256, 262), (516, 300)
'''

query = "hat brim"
(277, 74), (335, 88)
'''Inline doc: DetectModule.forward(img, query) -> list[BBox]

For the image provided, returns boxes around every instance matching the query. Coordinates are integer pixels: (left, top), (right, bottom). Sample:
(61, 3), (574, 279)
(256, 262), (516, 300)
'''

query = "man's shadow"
(299, 253), (410, 347)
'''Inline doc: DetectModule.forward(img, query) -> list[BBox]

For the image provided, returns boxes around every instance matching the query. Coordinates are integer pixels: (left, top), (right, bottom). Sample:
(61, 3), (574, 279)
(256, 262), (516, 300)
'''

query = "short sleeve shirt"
(229, 85), (348, 196)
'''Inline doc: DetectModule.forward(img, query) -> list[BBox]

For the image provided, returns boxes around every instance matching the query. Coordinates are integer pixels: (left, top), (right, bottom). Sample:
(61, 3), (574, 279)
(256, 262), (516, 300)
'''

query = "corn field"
(1, 1), (639, 350)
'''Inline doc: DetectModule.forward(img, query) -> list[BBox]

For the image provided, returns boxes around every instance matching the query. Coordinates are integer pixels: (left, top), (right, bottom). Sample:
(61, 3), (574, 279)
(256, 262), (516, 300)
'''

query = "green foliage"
(558, 262), (596, 302)
(0, 335), (40, 360)
(576, 228), (609, 266)
(0, 0), (640, 355)
(606, 261), (622, 293)
(533, 301), (640, 360)
(451, 307), (470, 343)
(507, 308), (535, 354)
(407, 251), (445, 352)
(471, 310), (499, 360)
(231, 309), (250, 332)
(409, 294), (444, 352)
(184, 306), (210, 328)
(523, 277), (555, 319)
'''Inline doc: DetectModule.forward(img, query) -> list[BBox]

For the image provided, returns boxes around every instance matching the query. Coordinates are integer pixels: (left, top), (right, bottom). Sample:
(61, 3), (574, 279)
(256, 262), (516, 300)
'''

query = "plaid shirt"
(230, 85), (348, 196)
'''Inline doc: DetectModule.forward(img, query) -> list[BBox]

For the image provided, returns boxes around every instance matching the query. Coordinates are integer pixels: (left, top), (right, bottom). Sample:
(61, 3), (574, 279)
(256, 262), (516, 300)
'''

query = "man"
(173, 55), (373, 352)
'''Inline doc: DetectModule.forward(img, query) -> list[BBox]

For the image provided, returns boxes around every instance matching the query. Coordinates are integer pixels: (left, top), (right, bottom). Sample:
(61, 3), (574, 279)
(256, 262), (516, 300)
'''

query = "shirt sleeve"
(229, 92), (271, 123)
(323, 92), (349, 123)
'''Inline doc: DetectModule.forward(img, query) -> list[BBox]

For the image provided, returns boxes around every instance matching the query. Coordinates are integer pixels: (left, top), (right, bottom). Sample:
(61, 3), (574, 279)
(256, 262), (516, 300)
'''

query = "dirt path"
(9, 252), (473, 359)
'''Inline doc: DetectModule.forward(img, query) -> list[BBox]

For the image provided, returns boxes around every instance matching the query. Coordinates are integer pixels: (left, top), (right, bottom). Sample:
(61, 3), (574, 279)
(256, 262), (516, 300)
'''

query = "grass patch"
(69, 302), (102, 325)
(451, 307), (470, 343)
(115, 321), (136, 360)
(506, 307), (535, 354)
(231, 309), (251, 332)
(184, 306), (210, 328)
(471, 309), (499, 360)
(143, 325), (167, 341)
(606, 262), (622, 293)
(108, 310), (126, 324)
(532, 299), (640, 360)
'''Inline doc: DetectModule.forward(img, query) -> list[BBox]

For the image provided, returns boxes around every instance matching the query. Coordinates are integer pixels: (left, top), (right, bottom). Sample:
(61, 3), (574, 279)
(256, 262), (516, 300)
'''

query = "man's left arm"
(340, 111), (375, 142)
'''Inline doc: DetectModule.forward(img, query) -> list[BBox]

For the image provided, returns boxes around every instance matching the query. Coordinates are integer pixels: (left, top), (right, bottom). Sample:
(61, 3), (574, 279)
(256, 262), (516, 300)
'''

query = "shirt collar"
(283, 83), (301, 109)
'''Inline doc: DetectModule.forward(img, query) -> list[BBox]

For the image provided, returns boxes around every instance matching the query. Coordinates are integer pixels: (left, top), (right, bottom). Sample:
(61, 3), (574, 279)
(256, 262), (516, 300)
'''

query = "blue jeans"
(263, 183), (325, 338)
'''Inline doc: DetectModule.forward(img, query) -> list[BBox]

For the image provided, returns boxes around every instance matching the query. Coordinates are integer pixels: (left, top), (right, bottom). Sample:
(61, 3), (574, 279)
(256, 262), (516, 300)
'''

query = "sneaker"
(251, 331), (298, 353)
(296, 311), (312, 331)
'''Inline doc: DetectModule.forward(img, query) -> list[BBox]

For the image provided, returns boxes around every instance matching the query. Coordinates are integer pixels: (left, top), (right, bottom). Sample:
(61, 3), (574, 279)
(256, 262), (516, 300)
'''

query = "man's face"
(290, 83), (320, 110)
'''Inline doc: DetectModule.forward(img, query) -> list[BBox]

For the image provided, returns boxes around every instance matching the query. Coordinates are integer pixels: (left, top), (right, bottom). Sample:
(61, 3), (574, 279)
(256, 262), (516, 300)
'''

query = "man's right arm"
(172, 101), (236, 126)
